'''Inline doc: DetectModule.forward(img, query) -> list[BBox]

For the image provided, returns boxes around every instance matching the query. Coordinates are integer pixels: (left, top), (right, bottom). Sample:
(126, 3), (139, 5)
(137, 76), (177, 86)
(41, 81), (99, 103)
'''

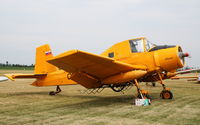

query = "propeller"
(178, 47), (190, 65)
(179, 52), (190, 58)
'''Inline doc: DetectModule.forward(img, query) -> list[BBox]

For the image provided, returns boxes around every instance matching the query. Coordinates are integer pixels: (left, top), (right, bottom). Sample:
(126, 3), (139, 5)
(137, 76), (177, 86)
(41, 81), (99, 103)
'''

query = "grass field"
(0, 70), (200, 125)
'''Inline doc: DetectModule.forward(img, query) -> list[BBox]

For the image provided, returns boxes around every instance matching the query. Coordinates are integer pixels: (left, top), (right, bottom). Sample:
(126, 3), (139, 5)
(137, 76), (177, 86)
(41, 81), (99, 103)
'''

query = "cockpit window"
(108, 52), (114, 58)
(129, 39), (144, 53)
(148, 45), (176, 52)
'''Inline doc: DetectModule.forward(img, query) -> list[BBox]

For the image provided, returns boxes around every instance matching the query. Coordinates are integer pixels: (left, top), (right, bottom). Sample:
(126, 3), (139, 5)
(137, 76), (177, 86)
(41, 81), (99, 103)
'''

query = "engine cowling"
(154, 45), (187, 72)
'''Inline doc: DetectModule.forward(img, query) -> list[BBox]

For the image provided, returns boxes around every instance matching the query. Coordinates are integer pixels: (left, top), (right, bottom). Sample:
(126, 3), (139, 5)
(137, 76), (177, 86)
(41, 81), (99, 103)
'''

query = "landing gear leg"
(133, 79), (151, 99)
(49, 86), (62, 96)
(157, 73), (173, 99)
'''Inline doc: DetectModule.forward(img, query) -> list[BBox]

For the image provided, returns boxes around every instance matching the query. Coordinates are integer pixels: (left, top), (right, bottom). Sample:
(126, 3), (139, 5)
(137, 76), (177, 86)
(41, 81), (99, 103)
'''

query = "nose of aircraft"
(179, 52), (189, 58)
(178, 46), (190, 66)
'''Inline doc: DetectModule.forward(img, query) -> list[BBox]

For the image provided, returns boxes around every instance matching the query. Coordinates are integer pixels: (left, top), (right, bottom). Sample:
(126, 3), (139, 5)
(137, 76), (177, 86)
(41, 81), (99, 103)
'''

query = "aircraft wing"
(171, 76), (198, 79)
(171, 75), (200, 83)
(48, 50), (147, 88)
(175, 69), (200, 74)
(170, 69), (200, 81)
(48, 50), (147, 79)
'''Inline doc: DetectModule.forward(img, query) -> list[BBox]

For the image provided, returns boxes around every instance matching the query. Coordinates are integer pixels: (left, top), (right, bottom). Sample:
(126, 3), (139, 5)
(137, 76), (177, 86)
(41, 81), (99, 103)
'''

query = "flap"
(47, 50), (146, 80)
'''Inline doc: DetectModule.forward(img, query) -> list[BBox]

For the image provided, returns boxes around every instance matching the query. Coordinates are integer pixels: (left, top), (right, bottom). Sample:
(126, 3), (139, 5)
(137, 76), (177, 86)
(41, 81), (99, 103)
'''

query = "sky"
(0, 0), (199, 67)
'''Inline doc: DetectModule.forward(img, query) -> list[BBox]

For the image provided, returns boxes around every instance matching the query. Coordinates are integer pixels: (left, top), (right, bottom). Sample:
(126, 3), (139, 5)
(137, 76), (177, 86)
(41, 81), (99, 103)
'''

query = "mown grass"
(0, 70), (200, 125)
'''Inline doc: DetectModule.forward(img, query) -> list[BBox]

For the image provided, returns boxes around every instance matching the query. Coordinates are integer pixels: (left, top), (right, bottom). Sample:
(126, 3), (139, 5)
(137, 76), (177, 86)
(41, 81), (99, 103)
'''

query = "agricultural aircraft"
(1, 37), (190, 99)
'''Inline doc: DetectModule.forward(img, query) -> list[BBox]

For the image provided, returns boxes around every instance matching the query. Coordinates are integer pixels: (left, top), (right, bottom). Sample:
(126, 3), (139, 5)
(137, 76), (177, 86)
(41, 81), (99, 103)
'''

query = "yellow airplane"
(146, 69), (200, 87)
(3, 37), (189, 99)
(171, 69), (200, 83)
(172, 75), (200, 82)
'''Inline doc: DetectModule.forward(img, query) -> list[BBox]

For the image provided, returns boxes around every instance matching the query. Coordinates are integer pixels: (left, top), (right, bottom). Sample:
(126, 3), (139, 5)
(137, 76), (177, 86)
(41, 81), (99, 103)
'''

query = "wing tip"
(47, 49), (80, 62)
(3, 74), (15, 81)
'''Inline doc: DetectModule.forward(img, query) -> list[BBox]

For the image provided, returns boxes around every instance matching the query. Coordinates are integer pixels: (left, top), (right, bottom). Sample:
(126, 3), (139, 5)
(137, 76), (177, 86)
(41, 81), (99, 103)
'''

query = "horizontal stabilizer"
(4, 74), (47, 81)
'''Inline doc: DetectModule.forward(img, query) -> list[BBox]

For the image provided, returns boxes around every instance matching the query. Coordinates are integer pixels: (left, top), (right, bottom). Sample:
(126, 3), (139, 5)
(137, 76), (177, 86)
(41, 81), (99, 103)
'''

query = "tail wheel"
(49, 86), (62, 96)
(49, 91), (56, 95)
(160, 90), (173, 99)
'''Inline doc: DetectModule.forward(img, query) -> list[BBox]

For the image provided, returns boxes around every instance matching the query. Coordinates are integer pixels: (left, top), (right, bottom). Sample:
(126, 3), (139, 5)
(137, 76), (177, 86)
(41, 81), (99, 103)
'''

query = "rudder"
(34, 44), (57, 74)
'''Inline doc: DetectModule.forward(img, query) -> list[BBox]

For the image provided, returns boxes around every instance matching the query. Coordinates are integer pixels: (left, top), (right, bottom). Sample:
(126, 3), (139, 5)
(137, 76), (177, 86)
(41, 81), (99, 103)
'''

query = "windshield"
(146, 40), (156, 51)
(129, 39), (144, 53)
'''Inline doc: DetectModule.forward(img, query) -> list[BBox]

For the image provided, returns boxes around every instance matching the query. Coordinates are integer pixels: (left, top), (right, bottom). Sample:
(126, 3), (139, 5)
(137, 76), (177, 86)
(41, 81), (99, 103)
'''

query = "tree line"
(0, 63), (34, 67)
(0, 62), (34, 70)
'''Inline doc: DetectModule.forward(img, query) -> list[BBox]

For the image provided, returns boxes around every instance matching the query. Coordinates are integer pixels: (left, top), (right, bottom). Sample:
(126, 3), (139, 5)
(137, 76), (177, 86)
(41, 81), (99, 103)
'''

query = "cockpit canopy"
(101, 37), (157, 58)
(129, 38), (155, 53)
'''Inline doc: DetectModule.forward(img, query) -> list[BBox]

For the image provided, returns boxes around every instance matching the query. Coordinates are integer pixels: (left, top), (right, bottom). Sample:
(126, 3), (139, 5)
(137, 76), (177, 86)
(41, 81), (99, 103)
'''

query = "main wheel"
(160, 90), (173, 99)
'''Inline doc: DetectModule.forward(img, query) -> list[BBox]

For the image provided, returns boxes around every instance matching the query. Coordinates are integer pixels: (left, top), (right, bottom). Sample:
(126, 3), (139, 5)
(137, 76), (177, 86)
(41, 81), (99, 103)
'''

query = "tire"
(161, 90), (173, 99)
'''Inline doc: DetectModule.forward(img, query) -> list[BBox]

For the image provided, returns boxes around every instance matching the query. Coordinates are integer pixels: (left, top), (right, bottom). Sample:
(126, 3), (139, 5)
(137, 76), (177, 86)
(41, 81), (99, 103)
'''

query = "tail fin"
(34, 44), (57, 74)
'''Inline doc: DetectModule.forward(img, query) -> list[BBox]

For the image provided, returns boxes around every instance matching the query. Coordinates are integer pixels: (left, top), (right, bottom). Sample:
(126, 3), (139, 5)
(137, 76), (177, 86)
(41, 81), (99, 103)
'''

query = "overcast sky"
(0, 0), (199, 67)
